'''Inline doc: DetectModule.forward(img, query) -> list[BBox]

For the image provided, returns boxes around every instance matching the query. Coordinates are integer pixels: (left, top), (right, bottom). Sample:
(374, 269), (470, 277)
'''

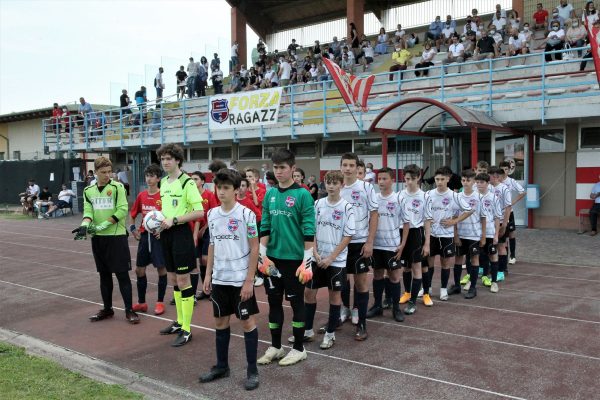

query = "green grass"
(0, 342), (143, 400)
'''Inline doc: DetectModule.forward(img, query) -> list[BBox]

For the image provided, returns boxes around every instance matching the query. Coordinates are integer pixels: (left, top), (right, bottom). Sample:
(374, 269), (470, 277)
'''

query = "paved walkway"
(516, 228), (598, 267)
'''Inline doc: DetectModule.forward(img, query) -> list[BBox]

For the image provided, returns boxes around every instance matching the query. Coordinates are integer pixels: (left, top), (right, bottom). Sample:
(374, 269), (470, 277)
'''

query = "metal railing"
(43, 46), (599, 152)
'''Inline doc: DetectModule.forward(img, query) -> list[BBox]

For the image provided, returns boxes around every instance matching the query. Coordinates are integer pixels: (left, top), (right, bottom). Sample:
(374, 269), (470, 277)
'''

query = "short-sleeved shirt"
(592, 182), (600, 204)
(176, 70), (187, 83)
(341, 179), (378, 243)
(491, 17), (507, 30)
(208, 203), (257, 287)
(503, 176), (526, 195)
(490, 183), (511, 222)
(449, 43), (465, 57)
(392, 49), (412, 64)
(39, 191), (52, 201)
(477, 36), (496, 53)
(509, 35), (524, 48)
(130, 190), (162, 233)
(425, 188), (472, 238)
(457, 191), (486, 241)
(78, 102), (93, 115)
(442, 27), (455, 38)
(27, 184), (40, 197)
(58, 189), (74, 203)
(120, 94), (130, 108)
(480, 190), (503, 238)
(374, 192), (404, 251)
(534, 9), (549, 24)
(314, 197), (355, 268)
(557, 3), (573, 20)
(159, 173), (203, 219)
(237, 195), (262, 222)
(400, 189), (426, 228)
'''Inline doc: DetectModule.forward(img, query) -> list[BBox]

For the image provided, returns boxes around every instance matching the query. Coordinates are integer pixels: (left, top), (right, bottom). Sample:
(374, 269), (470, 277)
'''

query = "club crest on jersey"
(442, 197), (450, 206)
(468, 199), (477, 208)
(247, 224), (257, 236)
(351, 190), (360, 201)
(386, 202), (396, 212)
(484, 199), (491, 207)
(210, 99), (229, 123)
(332, 209), (342, 220)
(285, 196), (296, 207)
(156, 200), (162, 207)
(106, 190), (112, 196)
(227, 218), (239, 232)
(412, 199), (421, 208)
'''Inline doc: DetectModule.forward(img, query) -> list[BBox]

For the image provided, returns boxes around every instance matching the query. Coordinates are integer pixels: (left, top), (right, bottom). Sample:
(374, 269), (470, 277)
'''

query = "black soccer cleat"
(404, 302), (417, 315)
(382, 297), (392, 309)
(244, 372), (259, 391)
(199, 365), (230, 383)
(464, 287), (477, 299)
(89, 308), (114, 322)
(160, 321), (182, 335)
(393, 307), (405, 322)
(125, 309), (140, 324)
(366, 305), (383, 319)
(171, 330), (192, 347)
(354, 323), (368, 341)
(448, 284), (462, 295)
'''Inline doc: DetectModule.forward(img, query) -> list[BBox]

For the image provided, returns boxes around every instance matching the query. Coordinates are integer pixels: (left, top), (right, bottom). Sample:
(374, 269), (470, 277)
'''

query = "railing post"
(42, 120), (47, 152)
(102, 111), (107, 148)
(290, 84), (296, 139)
(160, 101), (164, 141)
(183, 98), (188, 146)
(139, 105), (144, 145)
(488, 57), (493, 116)
(541, 53), (546, 125)
(84, 116), (89, 151)
(206, 97), (213, 145)
(440, 66), (445, 103)
(322, 80), (329, 138)
(119, 109), (124, 149)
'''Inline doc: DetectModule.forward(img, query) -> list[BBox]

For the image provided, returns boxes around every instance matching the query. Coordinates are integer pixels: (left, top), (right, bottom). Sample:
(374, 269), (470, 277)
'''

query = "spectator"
(364, 163), (376, 183)
(521, 23), (534, 49)
(414, 40), (437, 77)
(533, 3), (550, 31)
(474, 29), (498, 65)
(566, 19), (587, 56)
(462, 31), (477, 59)
(85, 170), (95, 186)
(313, 40), (322, 60)
(307, 175), (319, 201)
(538, 21), (565, 61)
(583, 1), (599, 26)
(266, 64), (280, 87)
(442, 35), (465, 73)
(349, 21), (360, 55)
(257, 38), (266, 53)
(44, 183), (75, 218)
(341, 53), (353, 74)
(406, 32), (418, 48)
(464, 16), (478, 35)
(211, 65), (223, 94)
(278, 56), (291, 87)
(507, 28), (529, 66)
(550, 8), (565, 29)
(489, 11), (507, 37)
(472, 8), (481, 26)
(62, 106), (72, 135)
(490, 28), (504, 54)
(389, 40), (411, 81)
(580, 21), (599, 71)
(35, 187), (52, 218)
(117, 167), (130, 196)
(198, 57), (209, 97)
(442, 20), (456, 48)
(589, 172), (600, 236)
(426, 15), (444, 50)
(445, 14), (457, 30)
(260, 163), (271, 186)
(211, 53), (220, 71)
(231, 41), (239, 69)
(394, 24), (406, 42)
(176, 66), (187, 100)
(134, 86), (147, 112)
(495, 3), (507, 18)
(51, 102), (63, 135)
(507, 11), (521, 31)
(341, 46), (355, 65)
(557, 0), (574, 24)
(375, 27), (388, 55)
(287, 38), (299, 56)
(77, 97), (95, 131)
(331, 36), (342, 58)
(19, 179), (40, 215)
(187, 57), (198, 98)
(119, 90), (132, 121)
(361, 40), (375, 71)
(155, 67), (164, 101)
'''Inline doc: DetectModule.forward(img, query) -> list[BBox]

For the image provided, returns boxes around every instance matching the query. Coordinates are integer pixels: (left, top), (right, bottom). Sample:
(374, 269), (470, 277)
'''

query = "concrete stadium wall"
(5, 118), (49, 161)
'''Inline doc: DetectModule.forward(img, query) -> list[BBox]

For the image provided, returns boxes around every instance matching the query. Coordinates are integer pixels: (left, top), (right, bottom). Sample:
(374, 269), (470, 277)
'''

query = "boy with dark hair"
(454, 169), (486, 299)
(489, 166), (512, 284)
(72, 156), (139, 324)
(475, 173), (502, 293)
(237, 177), (262, 220)
(156, 143), (204, 347)
(191, 171), (218, 301)
(398, 164), (429, 314)
(129, 164), (168, 315)
(199, 169), (260, 390)
(299, 170), (355, 349)
(476, 160), (489, 174)
(424, 166), (473, 303)
(340, 152), (378, 340)
(367, 167), (408, 322)
(244, 168), (266, 287)
(498, 161), (526, 265)
(257, 149), (316, 366)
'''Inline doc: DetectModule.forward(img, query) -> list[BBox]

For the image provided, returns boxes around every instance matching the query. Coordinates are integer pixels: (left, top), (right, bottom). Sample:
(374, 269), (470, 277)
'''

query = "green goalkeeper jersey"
(83, 179), (128, 236)
(260, 183), (315, 260)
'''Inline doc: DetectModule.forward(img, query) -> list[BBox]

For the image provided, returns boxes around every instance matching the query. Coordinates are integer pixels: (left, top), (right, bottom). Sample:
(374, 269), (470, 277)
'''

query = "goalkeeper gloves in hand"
(72, 225), (88, 240)
(296, 248), (314, 284)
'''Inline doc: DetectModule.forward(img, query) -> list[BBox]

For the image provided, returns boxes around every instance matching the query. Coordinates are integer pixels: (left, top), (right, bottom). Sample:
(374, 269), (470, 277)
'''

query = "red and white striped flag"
(584, 18), (600, 85)
(322, 57), (375, 111)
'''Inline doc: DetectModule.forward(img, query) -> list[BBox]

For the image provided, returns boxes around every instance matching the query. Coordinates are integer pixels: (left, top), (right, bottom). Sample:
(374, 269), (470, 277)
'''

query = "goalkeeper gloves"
(94, 221), (112, 232)
(258, 244), (278, 277)
(296, 248), (314, 284)
(72, 221), (90, 240)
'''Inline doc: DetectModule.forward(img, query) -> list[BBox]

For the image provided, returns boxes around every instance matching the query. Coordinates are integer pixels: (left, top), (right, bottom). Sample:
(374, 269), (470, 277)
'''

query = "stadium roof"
(226, 0), (419, 37)
(0, 104), (113, 124)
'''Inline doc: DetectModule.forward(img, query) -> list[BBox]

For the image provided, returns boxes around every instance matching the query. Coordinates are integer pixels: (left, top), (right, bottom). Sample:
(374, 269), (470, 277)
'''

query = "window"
(13, 151), (21, 160)
(387, 138), (422, 153)
(534, 129), (564, 152)
(190, 148), (209, 160)
(211, 147), (231, 160)
(432, 138), (448, 154)
(0, 152), (4, 161)
(238, 144), (262, 160)
(322, 140), (352, 156)
(289, 142), (315, 157)
(263, 144), (287, 160)
(581, 127), (600, 149)
(354, 139), (382, 155)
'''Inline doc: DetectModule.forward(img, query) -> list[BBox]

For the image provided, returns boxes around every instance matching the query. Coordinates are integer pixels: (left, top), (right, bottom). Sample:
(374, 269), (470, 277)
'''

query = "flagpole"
(342, 101), (365, 134)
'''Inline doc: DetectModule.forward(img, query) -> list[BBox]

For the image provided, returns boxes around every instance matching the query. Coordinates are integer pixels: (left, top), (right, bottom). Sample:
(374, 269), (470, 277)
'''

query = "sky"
(0, 0), (258, 114)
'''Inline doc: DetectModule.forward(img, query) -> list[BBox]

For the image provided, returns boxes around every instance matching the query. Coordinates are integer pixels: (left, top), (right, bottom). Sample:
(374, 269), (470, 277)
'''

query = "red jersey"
(237, 195), (262, 221)
(189, 189), (219, 231)
(301, 184), (311, 192)
(257, 182), (266, 190)
(130, 190), (162, 233)
(249, 186), (266, 212)
(52, 108), (63, 121)
(533, 9), (548, 24)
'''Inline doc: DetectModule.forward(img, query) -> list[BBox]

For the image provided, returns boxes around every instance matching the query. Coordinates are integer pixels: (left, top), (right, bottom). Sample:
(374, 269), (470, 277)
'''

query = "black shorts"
(91, 235), (131, 273)
(372, 249), (402, 270)
(136, 231), (166, 268)
(457, 238), (480, 257)
(195, 227), (210, 258)
(211, 284), (259, 320)
(264, 257), (305, 301)
(56, 200), (71, 209)
(430, 236), (455, 258)
(306, 266), (346, 291)
(160, 224), (195, 275)
(507, 212), (516, 232)
(346, 242), (372, 274)
(498, 223), (509, 243)
(401, 227), (424, 266)
(481, 238), (498, 256)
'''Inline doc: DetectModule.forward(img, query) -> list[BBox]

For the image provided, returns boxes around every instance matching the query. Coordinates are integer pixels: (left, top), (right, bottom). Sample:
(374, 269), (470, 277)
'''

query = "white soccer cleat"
(509, 258), (516, 265)
(439, 288), (449, 301)
(463, 281), (471, 292)
(287, 329), (314, 344)
(490, 282), (499, 293)
(339, 306), (351, 323)
(320, 332), (335, 349)
(351, 307), (359, 325)
(278, 348), (307, 366)
(257, 346), (286, 365)
(417, 288), (424, 298)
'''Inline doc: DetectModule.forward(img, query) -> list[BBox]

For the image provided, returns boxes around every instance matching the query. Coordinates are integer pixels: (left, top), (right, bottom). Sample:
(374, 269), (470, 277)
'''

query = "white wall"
(6, 118), (48, 160)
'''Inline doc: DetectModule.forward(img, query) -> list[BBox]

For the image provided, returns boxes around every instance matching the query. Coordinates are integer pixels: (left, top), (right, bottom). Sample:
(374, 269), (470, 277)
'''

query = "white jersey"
(490, 183), (511, 222)
(341, 179), (378, 243)
(314, 197), (356, 268)
(457, 191), (485, 241)
(374, 192), (403, 251)
(208, 203), (258, 287)
(479, 190), (502, 238)
(503, 176), (525, 195)
(400, 188), (426, 228)
(425, 188), (472, 238)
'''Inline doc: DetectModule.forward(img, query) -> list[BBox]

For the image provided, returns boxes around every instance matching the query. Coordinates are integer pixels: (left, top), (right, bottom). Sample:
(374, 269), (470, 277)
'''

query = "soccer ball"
(143, 210), (165, 235)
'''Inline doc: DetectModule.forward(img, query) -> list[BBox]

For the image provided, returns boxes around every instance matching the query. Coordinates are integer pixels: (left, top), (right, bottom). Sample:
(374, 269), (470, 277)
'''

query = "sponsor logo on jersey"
(270, 196), (276, 203)
(442, 197), (450, 206)
(172, 199), (178, 207)
(285, 196), (296, 207)
(386, 202), (396, 212)
(351, 190), (360, 201)
(332, 209), (342, 220)
(227, 218), (239, 232)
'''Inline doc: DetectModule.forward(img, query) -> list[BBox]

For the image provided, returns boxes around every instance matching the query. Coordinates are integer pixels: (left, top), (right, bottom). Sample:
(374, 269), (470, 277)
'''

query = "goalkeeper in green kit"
(72, 156), (139, 324)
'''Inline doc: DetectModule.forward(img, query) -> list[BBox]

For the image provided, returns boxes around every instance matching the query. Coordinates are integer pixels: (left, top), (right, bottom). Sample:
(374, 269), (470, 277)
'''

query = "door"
(495, 133), (527, 226)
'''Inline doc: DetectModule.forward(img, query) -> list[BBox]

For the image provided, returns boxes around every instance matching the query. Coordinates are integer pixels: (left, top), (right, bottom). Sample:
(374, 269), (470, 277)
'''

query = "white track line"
(500, 287), (600, 302)
(0, 232), (138, 250)
(0, 279), (528, 400)
(508, 272), (600, 283)
(2, 255), (598, 362)
(0, 241), (138, 262)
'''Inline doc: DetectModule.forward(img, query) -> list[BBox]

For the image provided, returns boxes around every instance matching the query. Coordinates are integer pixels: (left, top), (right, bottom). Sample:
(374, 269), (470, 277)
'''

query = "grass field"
(0, 342), (142, 400)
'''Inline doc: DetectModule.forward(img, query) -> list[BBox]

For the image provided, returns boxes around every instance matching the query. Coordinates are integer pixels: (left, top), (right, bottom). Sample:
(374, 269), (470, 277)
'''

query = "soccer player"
(398, 164), (429, 314)
(257, 149), (315, 366)
(191, 171), (218, 301)
(296, 170), (355, 349)
(156, 144), (204, 347)
(367, 167), (407, 322)
(244, 168), (267, 287)
(498, 160), (526, 265)
(129, 164), (168, 315)
(454, 169), (486, 299)
(72, 156), (139, 324)
(476, 160), (489, 175)
(424, 166), (473, 302)
(199, 169), (260, 391)
(476, 173), (502, 293)
(237, 178), (262, 224)
(489, 166), (512, 284)
(340, 153), (378, 340)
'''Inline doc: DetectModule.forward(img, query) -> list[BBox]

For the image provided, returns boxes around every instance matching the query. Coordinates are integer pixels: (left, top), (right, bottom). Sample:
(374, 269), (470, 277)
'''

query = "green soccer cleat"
(460, 274), (470, 285)
(481, 276), (492, 287)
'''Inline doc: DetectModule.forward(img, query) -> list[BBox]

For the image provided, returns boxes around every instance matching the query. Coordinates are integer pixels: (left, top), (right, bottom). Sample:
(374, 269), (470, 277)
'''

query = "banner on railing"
(208, 87), (283, 131)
